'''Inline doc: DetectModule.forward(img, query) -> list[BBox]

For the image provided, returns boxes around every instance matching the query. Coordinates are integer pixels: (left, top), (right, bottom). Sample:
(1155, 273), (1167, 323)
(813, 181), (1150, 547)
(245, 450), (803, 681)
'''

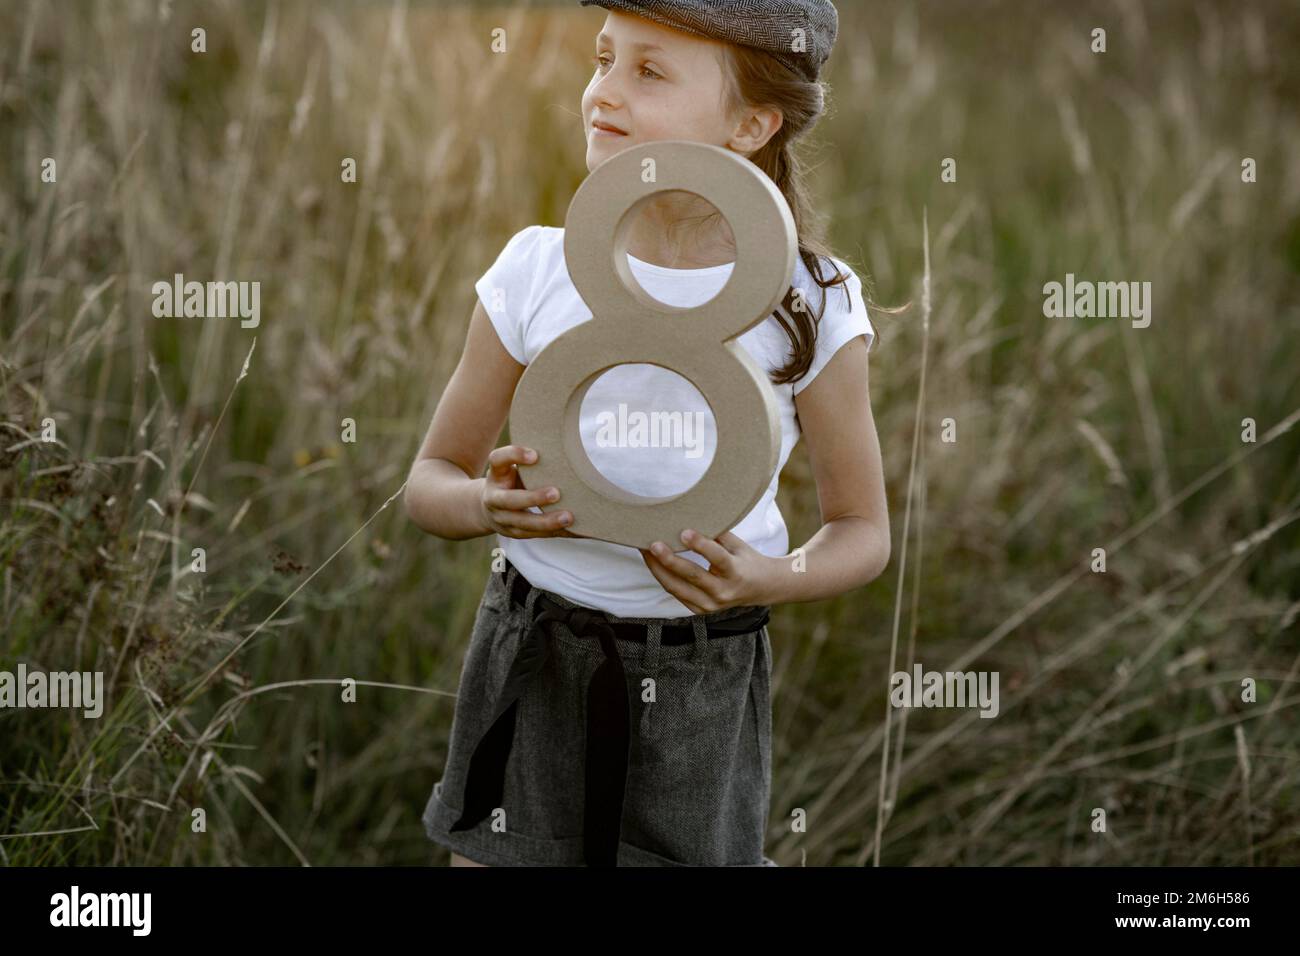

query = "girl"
(405, 0), (890, 867)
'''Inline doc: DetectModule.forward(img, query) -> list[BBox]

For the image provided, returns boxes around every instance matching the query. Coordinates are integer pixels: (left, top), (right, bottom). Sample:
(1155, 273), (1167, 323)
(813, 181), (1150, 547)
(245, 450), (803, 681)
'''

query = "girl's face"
(582, 11), (743, 171)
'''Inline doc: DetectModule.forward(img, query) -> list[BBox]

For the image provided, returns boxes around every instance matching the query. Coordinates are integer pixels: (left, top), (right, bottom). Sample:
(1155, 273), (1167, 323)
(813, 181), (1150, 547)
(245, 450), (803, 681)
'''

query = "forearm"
(764, 514), (890, 605)
(404, 457), (492, 541)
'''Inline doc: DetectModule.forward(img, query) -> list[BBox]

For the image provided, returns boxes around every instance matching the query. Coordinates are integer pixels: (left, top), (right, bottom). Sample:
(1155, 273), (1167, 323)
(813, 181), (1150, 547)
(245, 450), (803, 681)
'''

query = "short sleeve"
(474, 225), (543, 365)
(791, 265), (877, 396)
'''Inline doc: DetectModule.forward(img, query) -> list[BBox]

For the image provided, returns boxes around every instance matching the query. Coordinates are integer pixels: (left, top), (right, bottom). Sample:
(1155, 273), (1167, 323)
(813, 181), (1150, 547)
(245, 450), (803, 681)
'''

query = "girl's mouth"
(592, 121), (628, 137)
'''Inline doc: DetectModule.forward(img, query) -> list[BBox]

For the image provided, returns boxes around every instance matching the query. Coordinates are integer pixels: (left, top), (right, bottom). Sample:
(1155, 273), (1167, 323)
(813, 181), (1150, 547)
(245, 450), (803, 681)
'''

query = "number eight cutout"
(509, 140), (797, 551)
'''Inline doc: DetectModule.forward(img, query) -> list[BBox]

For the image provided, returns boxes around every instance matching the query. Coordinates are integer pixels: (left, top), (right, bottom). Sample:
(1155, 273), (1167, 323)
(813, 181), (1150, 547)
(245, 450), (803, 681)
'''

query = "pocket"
(461, 574), (523, 716)
(479, 569), (512, 617)
(642, 653), (751, 757)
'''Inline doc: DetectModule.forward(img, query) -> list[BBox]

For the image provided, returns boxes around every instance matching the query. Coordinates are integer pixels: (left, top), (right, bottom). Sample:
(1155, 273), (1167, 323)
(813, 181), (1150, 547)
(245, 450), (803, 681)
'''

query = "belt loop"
(690, 615), (709, 664)
(523, 586), (541, 624)
(638, 621), (663, 741)
(642, 620), (663, 672)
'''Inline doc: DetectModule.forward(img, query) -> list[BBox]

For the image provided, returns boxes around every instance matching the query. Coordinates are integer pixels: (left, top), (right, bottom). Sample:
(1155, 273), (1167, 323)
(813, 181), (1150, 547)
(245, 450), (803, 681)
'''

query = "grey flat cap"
(579, 0), (838, 83)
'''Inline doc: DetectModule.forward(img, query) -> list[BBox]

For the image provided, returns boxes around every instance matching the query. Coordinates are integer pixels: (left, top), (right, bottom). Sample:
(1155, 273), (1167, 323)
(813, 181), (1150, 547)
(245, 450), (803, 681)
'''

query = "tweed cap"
(579, 0), (838, 83)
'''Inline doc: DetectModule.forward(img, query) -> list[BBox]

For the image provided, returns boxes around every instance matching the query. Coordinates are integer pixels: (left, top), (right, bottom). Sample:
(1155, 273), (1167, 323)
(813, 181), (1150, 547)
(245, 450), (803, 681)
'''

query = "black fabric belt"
(449, 558), (771, 866)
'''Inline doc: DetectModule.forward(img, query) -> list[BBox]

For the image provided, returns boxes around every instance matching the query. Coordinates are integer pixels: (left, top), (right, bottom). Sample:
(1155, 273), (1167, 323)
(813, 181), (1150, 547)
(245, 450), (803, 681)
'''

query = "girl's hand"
(479, 445), (578, 539)
(639, 529), (778, 614)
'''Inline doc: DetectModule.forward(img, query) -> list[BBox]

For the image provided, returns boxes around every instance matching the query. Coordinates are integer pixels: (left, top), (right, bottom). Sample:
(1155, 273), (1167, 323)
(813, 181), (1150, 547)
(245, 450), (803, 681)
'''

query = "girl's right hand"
(479, 445), (577, 539)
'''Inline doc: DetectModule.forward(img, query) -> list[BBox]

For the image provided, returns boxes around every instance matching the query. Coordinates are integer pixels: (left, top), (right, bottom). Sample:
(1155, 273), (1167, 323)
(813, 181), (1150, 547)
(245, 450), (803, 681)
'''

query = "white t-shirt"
(475, 224), (875, 618)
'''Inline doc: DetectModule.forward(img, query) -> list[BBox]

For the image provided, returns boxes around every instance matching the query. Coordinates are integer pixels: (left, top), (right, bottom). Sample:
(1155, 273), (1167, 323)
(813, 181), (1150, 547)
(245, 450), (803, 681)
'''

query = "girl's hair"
(709, 41), (876, 388)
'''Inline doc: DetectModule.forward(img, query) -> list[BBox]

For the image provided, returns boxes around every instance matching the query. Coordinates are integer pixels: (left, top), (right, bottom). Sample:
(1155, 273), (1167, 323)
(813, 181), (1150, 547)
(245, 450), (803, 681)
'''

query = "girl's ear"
(729, 106), (783, 156)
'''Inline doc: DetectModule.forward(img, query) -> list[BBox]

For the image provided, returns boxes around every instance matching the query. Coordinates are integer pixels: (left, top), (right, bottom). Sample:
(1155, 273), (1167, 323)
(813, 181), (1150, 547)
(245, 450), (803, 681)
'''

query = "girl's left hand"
(639, 529), (777, 614)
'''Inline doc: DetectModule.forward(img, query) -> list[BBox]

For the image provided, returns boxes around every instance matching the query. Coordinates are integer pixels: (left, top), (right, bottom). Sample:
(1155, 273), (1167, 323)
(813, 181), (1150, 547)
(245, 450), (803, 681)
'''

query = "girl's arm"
(773, 336), (891, 603)
(404, 300), (574, 541)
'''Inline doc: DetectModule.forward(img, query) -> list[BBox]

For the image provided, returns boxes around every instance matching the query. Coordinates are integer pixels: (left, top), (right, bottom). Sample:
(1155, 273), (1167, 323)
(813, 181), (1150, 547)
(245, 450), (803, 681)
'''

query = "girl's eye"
(591, 54), (661, 80)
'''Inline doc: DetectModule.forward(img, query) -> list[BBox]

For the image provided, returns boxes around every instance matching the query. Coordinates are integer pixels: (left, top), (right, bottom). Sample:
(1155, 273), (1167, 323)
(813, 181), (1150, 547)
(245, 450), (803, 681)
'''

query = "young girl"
(405, 0), (890, 867)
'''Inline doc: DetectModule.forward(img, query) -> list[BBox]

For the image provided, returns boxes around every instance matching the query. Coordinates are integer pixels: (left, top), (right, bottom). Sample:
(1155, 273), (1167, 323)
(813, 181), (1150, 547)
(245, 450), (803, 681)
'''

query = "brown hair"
(711, 41), (878, 387)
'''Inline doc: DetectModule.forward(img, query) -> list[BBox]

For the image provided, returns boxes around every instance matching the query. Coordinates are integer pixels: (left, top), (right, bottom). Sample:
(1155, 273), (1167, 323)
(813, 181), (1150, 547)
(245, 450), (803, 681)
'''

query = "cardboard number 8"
(509, 140), (797, 551)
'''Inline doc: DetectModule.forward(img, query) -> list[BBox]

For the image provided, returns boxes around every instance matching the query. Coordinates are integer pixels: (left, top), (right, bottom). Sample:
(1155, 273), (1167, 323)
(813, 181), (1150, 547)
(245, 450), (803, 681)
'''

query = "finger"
(486, 444), (537, 481)
(495, 508), (572, 537)
(640, 553), (709, 614)
(677, 529), (734, 575)
(642, 547), (718, 610)
(647, 542), (725, 599)
(487, 485), (560, 511)
(715, 530), (746, 555)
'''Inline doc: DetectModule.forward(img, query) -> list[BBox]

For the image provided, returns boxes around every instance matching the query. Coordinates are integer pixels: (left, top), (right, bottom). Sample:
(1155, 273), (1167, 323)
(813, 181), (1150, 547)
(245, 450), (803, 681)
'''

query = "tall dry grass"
(2, 0), (1298, 865)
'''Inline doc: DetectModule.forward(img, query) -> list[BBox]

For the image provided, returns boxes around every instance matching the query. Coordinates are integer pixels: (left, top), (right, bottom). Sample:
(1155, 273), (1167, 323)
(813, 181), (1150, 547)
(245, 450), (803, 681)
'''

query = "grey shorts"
(421, 560), (777, 866)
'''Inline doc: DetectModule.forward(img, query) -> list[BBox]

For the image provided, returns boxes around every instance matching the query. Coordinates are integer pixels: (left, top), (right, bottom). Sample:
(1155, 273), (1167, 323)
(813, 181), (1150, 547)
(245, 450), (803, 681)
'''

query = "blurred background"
(2, 0), (1298, 866)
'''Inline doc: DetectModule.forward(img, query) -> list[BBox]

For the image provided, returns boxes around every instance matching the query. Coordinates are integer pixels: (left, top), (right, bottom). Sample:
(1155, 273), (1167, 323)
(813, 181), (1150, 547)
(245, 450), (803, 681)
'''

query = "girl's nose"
(592, 89), (618, 114)
(591, 69), (623, 108)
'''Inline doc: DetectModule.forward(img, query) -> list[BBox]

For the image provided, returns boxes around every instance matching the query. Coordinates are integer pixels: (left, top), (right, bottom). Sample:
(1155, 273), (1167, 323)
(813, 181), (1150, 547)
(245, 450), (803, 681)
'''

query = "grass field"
(2, 0), (1298, 866)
